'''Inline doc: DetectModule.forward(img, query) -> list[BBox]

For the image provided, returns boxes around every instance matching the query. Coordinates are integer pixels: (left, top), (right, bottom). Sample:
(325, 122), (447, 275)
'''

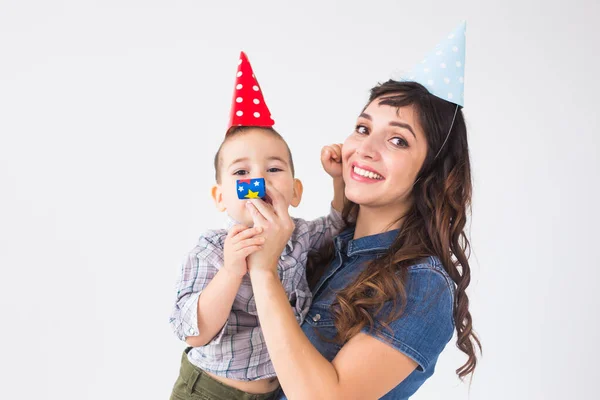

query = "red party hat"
(227, 51), (275, 132)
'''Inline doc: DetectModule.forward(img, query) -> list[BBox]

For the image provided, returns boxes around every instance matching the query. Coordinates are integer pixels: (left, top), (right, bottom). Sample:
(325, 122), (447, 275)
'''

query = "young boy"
(169, 52), (345, 400)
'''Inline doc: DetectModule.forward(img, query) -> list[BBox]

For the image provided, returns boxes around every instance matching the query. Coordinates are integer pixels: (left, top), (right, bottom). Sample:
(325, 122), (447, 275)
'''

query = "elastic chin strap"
(433, 104), (459, 160)
(413, 104), (460, 187)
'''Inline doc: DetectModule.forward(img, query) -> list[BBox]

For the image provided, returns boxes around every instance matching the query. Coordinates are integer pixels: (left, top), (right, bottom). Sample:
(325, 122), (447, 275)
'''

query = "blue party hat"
(405, 21), (466, 107)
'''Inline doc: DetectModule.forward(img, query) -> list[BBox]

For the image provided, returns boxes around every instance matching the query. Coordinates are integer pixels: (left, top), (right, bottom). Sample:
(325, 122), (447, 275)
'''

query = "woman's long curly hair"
(307, 80), (481, 379)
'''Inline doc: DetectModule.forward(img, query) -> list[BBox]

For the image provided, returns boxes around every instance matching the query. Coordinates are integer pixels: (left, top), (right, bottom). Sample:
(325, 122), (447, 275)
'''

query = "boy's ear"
(290, 178), (303, 208)
(211, 184), (227, 212)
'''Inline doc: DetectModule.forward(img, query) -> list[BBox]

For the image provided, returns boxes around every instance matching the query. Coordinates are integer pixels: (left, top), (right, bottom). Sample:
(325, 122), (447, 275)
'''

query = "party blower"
(236, 178), (266, 199)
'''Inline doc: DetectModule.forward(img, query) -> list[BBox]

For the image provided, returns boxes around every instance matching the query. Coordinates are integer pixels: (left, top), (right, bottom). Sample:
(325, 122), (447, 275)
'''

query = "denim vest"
(278, 227), (455, 399)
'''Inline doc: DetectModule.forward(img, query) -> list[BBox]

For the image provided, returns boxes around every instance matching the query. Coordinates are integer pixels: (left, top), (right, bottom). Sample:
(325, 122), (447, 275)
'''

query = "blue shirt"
(278, 227), (455, 399)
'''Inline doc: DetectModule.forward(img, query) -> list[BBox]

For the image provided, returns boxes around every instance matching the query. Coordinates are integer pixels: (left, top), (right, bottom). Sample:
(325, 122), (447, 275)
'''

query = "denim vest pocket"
(303, 304), (343, 361)
(305, 304), (335, 327)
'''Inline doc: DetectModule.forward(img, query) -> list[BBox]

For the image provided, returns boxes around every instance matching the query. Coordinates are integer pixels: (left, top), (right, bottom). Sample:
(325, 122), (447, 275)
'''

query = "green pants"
(170, 348), (282, 400)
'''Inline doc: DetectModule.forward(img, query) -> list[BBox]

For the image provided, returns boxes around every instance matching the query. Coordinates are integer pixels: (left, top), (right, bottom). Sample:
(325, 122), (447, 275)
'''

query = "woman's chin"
(344, 189), (376, 207)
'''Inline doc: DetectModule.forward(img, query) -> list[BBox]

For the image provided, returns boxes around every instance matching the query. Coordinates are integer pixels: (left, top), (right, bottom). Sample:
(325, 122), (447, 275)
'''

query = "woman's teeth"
(353, 166), (383, 180)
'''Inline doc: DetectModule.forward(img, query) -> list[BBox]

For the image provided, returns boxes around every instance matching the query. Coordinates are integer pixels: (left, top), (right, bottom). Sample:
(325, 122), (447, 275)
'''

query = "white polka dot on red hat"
(236, 84), (243, 90)
(254, 112), (260, 118)
(236, 97), (243, 103)
(253, 99), (260, 104)
(236, 110), (243, 116)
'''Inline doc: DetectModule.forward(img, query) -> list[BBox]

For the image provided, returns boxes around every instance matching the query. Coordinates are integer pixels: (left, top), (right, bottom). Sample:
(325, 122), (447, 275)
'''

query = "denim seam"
(347, 246), (389, 256)
(409, 265), (456, 296)
(371, 329), (430, 371)
(407, 266), (457, 328)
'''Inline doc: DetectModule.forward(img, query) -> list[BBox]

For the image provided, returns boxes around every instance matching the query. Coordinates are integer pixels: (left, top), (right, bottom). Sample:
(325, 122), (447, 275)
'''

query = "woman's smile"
(349, 162), (385, 183)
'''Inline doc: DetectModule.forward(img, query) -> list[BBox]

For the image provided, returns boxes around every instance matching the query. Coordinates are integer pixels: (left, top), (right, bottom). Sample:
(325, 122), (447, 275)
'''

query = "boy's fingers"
(235, 237), (265, 250)
(240, 245), (262, 258)
(232, 226), (263, 242)
(227, 224), (247, 239)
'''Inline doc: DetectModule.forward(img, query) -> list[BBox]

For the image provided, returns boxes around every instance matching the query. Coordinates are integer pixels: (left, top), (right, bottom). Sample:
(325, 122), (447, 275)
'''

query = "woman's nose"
(355, 135), (380, 160)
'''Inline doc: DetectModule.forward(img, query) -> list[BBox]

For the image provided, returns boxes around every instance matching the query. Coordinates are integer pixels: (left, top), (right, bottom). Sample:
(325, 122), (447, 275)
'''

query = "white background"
(1, 1), (599, 399)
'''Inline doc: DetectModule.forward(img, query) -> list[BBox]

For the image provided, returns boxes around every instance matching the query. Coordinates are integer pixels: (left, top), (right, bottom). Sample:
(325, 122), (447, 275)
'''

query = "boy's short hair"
(213, 126), (296, 183)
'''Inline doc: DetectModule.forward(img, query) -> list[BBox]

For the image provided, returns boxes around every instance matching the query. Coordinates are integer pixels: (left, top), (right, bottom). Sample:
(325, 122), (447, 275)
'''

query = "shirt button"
(313, 314), (321, 322)
(280, 255), (285, 261)
(189, 328), (196, 335)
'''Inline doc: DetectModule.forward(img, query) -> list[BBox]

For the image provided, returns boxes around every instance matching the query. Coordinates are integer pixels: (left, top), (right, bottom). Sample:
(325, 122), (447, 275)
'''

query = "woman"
(244, 78), (481, 399)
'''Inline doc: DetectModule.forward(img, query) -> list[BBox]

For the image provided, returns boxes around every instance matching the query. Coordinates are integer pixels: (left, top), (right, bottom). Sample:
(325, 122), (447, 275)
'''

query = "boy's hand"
(321, 144), (343, 179)
(223, 225), (265, 278)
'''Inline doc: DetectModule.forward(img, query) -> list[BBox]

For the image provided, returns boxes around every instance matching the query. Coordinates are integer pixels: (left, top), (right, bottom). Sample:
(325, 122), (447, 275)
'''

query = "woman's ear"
(290, 179), (303, 208)
(211, 185), (227, 212)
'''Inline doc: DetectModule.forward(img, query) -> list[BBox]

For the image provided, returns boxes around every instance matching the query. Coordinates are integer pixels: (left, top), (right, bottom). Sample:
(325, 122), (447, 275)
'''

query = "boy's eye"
(390, 137), (409, 148)
(355, 125), (369, 135)
(267, 168), (283, 173)
(233, 170), (248, 176)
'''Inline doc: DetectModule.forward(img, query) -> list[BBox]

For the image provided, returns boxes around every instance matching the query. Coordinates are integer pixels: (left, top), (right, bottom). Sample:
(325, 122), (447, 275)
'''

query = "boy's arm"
(170, 226), (263, 347)
(185, 267), (243, 347)
(170, 236), (237, 347)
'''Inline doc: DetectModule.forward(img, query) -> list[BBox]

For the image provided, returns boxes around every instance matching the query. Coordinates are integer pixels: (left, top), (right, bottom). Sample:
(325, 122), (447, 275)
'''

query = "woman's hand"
(322, 143), (346, 211)
(321, 143), (343, 179)
(245, 185), (294, 276)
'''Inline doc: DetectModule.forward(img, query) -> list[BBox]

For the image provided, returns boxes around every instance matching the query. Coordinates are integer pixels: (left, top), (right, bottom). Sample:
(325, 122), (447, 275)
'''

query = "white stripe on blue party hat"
(404, 21), (466, 107)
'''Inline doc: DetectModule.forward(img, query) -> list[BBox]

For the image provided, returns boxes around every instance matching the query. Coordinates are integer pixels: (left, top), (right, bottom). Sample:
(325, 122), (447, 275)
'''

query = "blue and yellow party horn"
(236, 178), (266, 199)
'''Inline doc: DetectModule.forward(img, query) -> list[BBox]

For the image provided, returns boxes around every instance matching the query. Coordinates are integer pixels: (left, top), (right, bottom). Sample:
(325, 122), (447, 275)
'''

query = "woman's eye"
(267, 168), (283, 173)
(355, 125), (369, 135)
(233, 170), (248, 176)
(390, 137), (409, 148)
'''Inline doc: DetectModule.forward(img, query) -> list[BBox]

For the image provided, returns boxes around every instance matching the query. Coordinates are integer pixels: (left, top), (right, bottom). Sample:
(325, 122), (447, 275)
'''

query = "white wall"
(1, 1), (598, 399)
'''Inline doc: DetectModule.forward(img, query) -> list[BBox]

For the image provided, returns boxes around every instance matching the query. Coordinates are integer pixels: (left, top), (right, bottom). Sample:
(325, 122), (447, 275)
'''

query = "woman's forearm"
(250, 269), (341, 400)
(332, 177), (345, 212)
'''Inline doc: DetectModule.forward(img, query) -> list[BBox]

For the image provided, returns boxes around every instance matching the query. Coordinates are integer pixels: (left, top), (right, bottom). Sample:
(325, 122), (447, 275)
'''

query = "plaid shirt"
(170, 206), (344, 381)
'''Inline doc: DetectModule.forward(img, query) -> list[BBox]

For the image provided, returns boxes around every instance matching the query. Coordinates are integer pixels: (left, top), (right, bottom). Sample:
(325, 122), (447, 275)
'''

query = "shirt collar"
(224, 215), (294, 255)
(335, 226), (400, 257)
